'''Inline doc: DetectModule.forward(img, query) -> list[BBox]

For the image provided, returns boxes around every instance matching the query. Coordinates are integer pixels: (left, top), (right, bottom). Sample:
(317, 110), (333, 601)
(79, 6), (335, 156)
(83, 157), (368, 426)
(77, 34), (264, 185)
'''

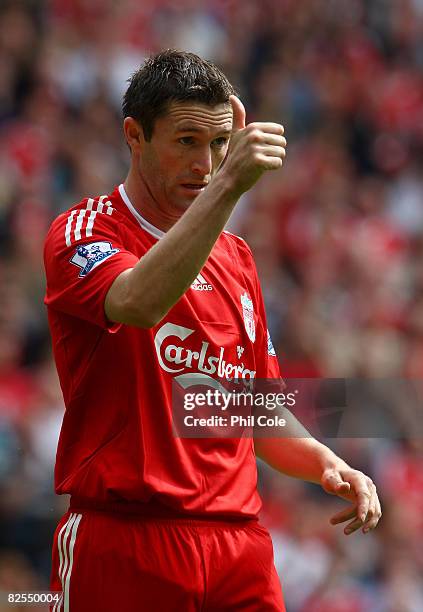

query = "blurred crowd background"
(0, 0), (422, 610)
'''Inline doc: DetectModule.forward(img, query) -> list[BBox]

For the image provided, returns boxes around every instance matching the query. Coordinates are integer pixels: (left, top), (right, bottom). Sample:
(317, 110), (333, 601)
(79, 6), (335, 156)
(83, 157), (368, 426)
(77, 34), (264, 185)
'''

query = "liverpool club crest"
(240, 292), (255, 343)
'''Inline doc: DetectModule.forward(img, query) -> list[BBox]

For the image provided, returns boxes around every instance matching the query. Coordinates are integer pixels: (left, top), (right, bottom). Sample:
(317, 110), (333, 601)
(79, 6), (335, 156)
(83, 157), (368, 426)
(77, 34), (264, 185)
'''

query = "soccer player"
(44, 50), (381, 611)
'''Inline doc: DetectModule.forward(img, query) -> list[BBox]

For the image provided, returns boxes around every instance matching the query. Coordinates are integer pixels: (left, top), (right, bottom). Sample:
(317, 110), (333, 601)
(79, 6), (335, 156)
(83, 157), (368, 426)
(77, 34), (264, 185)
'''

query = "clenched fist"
(221, 95), (287, 197)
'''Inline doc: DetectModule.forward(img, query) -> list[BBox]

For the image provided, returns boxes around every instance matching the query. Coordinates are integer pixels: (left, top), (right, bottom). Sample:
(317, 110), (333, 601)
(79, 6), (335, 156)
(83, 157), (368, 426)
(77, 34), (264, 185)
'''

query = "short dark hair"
(122, 49), (235, 141)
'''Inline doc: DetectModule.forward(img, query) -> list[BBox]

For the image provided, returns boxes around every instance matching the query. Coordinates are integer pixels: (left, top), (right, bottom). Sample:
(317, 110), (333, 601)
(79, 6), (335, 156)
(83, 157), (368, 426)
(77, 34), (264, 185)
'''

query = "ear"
(123, 117), (145, 154)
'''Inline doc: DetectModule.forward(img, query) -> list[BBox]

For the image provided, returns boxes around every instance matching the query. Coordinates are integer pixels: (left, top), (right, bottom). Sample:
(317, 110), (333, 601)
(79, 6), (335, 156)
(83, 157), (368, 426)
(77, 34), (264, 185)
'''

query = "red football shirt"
(44, 184), (281, 518)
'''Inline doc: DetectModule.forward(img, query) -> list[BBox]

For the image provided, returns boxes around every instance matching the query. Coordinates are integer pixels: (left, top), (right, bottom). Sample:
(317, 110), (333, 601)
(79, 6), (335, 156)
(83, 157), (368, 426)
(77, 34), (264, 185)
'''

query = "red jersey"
(44, 184), (281, 518)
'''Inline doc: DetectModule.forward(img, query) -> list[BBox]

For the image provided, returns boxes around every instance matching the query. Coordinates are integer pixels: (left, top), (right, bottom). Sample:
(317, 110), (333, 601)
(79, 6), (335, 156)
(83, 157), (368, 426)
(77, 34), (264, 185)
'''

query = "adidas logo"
(191, 272), (213, 291)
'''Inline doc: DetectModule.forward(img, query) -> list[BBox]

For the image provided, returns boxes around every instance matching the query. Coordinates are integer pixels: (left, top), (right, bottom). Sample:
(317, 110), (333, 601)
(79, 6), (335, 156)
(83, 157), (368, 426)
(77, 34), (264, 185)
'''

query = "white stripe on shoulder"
(90, 196), (114, 225)
(99, 195), (112, 207)
(85, 210), (98, 238)
(65, 211), (78, 247)
(64, 196), (115, 245)
(74, 210), (87, 241)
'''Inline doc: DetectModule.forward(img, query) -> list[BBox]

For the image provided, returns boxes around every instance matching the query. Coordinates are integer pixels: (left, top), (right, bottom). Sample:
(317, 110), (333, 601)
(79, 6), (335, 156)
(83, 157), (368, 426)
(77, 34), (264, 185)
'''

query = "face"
(133, 101), (233, 217)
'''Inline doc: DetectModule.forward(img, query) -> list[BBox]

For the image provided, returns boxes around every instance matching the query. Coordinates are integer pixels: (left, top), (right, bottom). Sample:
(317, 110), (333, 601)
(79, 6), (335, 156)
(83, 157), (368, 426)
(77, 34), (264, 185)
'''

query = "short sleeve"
(44, 205), (139, 330)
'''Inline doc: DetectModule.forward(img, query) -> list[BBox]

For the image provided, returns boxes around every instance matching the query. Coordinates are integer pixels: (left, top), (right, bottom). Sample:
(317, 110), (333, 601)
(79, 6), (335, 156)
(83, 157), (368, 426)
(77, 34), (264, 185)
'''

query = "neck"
(123, 164), (181, 232)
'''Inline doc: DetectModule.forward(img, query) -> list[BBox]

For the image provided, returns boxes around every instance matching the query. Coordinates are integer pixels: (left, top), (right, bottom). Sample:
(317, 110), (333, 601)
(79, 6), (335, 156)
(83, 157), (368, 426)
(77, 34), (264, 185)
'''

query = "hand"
(221, 95), (287, 197)
(321, 467), (382, 535)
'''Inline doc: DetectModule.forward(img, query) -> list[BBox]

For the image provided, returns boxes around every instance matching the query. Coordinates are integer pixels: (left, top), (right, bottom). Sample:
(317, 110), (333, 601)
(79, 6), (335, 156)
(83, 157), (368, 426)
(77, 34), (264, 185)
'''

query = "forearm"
(254, 409), (349, 484)
(105, 173), (238, 327)
(255, 436), (349, 484)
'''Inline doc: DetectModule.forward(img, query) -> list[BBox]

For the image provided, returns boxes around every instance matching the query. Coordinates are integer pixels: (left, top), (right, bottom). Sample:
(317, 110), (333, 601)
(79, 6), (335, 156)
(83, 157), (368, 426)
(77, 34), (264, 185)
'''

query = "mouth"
(179, 183), (208, 194)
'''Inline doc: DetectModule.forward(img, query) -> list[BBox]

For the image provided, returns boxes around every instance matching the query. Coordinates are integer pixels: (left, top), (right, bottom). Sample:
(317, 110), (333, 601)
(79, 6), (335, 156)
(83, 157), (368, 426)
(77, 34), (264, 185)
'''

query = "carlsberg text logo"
(154, 323), (256, 379)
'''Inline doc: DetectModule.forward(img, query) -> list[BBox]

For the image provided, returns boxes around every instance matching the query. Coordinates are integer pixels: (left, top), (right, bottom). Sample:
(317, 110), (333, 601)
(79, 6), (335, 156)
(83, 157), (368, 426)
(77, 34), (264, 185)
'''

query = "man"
(44, 50), (381, 611)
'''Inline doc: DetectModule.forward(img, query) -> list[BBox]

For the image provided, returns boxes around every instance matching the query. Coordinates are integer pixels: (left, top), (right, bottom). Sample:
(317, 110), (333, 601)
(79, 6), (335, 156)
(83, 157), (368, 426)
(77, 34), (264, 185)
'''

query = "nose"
(190, 146), (212, 176)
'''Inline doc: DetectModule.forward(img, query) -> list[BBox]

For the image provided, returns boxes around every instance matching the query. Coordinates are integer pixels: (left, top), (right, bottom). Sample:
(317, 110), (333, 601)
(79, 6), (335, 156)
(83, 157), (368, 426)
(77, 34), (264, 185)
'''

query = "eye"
(212, 137), (229, 148)
(179, 136), (195, 145)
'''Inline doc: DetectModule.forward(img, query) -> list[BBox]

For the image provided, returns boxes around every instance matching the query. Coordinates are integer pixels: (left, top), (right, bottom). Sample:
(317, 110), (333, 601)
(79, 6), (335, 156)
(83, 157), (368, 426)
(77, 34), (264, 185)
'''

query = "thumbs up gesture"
(222, 95), (286, 197)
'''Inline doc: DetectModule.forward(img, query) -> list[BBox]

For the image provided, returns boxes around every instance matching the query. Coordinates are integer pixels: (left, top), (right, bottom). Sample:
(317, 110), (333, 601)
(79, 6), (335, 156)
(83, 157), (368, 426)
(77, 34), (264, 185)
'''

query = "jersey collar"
(118, 183), (165, 240)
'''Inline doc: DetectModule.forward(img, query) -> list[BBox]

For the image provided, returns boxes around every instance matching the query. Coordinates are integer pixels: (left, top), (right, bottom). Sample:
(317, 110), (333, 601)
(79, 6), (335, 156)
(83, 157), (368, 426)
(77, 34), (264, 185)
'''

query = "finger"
(330, 505), (357, 525)
(362, 514), (378, 533)
(334, 481), (351, 496)
(362, 489), (382, 533)
(248, 122), (284, 135)
(375, 494), (382, 523)
(251, 133), (287, 147)
(346, 505), (379, 535)
(323, 471), (351, 496)
(253, 154), (284, 170)
(343, 517), (365, 535)
(255, 145), (286, 159)
(342, 472), (373, 520)
(363, 517), (380, 533)
(362, 512), (382, 533)
(345, 488), (381, 535)
(355, 488), (372, 523)
(230, 95), (246, 133)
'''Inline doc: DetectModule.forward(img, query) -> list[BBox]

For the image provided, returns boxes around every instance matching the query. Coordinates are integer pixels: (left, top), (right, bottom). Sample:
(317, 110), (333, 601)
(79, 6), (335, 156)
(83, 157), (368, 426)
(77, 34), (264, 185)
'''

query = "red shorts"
(50, 508), (285, 611)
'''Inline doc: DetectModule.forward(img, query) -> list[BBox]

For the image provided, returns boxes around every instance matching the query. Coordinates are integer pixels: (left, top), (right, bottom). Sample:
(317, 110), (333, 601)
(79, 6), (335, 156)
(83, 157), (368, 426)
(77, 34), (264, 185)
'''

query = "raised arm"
(105, 96), (286, 328)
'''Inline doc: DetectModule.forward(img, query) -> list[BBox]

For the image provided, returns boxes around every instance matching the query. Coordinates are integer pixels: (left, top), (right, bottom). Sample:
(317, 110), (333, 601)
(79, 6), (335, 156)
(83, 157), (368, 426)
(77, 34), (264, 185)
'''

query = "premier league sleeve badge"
(70, 241), (119, 277)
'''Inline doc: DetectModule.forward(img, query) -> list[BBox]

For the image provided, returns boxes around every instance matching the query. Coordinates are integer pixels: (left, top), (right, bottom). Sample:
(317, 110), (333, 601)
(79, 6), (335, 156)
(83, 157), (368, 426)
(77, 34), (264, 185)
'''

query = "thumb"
(322, 470), (351, 495)
(230, 95), (246, 133)
(335, 481), (351, 493)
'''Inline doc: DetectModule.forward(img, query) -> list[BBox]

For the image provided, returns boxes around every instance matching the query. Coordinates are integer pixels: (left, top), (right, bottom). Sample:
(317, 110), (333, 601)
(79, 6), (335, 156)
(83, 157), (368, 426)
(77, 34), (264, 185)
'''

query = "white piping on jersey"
(118, 184), (240, 244)
(64, 196), (113, 246)
(118, 183), (164, 240)
(223, 229), (245, 241)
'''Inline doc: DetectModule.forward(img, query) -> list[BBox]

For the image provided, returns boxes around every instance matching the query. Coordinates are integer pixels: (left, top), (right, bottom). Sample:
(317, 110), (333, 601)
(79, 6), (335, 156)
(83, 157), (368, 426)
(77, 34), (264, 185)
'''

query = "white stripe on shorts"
(53, 514), (75, 612)
(53, 513), (82, 612)
(64, 513), (82, 612)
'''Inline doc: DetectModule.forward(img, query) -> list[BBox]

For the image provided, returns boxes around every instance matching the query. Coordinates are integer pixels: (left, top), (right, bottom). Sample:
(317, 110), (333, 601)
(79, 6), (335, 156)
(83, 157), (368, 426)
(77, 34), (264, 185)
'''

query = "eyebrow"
(175, 125), (232, 135)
